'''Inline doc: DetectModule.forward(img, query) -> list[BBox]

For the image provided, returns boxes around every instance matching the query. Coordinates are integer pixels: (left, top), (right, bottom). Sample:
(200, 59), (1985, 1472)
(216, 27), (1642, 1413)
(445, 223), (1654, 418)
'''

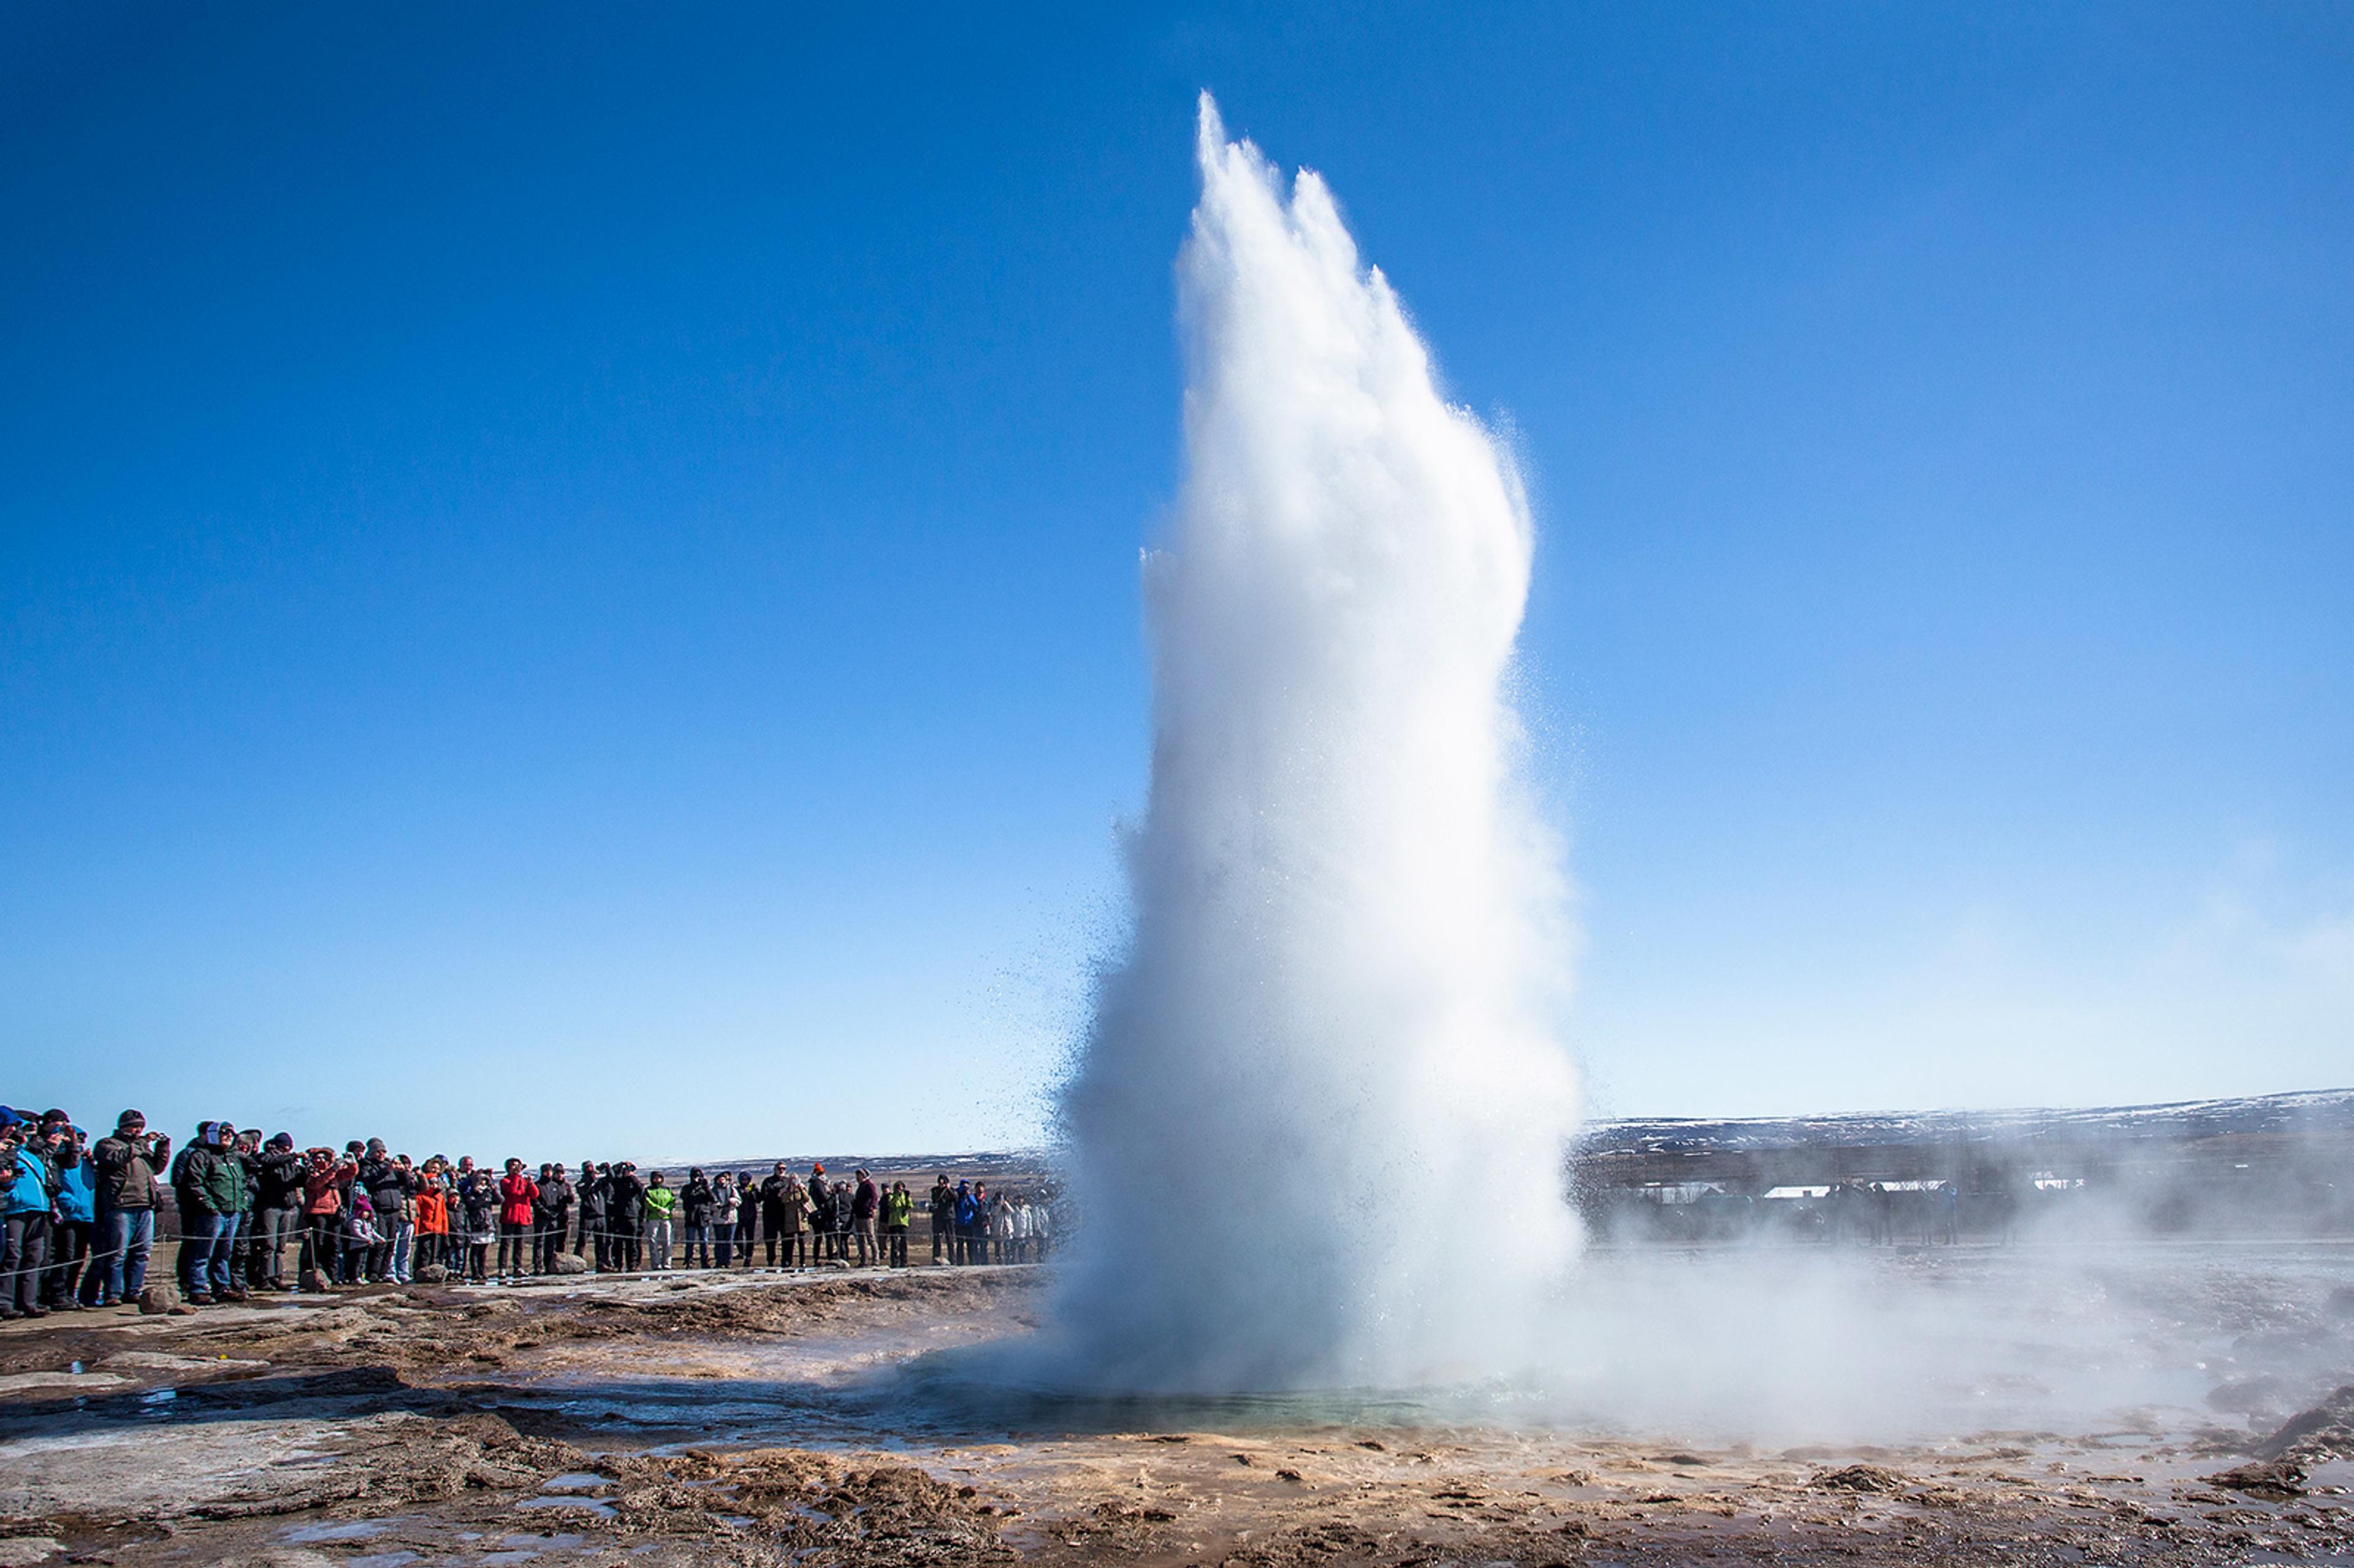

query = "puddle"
(539, 1472), (611, 1493)
(515, 1496), (618, 1519)
(283, 1521), (386, 1543)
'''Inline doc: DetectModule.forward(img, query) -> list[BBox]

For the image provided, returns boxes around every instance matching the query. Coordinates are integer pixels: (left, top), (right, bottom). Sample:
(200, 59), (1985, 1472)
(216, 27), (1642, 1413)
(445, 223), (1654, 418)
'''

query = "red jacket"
(305, 1159), (357, 1216)
(498, 1173), (539, 1227)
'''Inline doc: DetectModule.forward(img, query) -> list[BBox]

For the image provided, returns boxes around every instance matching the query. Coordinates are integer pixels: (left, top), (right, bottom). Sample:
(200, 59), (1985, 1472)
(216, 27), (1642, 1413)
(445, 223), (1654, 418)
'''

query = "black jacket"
(459, 1178), (498, 1234)
(253, 1149), (307, 1209)
(359, 1155), (412, 1210)
(607, 1172), (647, 1227)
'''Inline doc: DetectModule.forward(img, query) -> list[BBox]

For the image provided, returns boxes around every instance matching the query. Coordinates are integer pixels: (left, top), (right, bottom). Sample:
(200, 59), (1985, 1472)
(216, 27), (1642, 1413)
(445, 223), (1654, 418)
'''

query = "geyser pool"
(1049, 97), (1581, 1393)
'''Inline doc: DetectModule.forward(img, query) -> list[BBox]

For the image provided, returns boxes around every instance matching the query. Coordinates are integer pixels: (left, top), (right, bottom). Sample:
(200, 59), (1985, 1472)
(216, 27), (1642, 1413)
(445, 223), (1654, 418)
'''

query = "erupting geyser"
(1051, 98), (1582, 1392)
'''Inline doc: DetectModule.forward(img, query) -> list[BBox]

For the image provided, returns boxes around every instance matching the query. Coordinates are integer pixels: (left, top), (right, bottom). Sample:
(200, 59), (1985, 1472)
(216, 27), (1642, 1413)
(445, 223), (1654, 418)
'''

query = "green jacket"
(644, 1185), (676, 1219)
(177, 1143), (248, 1217)
(882, 1190), (913, 1230)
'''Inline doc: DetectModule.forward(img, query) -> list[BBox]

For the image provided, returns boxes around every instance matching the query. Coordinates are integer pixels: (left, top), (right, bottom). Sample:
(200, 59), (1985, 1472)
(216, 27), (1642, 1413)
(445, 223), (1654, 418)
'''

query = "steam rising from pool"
(1049, 97), (1581, 1392)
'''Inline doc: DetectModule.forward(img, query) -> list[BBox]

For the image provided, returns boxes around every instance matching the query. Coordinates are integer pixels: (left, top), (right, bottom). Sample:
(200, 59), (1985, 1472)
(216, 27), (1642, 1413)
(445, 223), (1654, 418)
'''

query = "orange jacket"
(414, 1190), (449, 1236)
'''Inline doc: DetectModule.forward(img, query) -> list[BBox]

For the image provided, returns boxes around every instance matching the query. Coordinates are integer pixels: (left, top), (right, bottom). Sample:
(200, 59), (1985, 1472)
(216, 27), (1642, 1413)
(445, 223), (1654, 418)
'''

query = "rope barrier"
(0, 1209), (1052, 1296)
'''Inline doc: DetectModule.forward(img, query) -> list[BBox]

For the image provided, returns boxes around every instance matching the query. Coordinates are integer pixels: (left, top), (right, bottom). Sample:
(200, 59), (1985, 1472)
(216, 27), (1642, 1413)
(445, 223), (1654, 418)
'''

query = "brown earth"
(1, 1266), (2349, 1566)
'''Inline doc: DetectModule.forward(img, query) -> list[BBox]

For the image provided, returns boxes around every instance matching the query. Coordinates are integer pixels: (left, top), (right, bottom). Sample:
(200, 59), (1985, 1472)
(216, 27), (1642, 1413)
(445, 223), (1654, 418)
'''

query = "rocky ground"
(1, 1264), (2350, 1566)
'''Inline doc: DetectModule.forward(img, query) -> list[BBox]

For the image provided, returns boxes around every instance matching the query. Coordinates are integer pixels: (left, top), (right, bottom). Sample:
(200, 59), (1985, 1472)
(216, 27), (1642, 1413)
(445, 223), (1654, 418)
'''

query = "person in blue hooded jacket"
(1, 1120), (56, 1319)
(45, 1121), (96, 1310)
(951, 1181), (982, 1265)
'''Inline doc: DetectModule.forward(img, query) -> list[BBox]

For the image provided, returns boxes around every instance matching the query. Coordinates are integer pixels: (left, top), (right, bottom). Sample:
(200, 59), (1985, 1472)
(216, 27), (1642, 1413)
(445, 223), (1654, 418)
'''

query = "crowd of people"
(0, 1103), (1051, 1316)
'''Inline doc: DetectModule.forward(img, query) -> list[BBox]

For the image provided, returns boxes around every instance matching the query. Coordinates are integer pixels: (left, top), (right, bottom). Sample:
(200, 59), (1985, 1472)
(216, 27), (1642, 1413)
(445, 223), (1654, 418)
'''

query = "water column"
(1051, 97), (1582, 1392)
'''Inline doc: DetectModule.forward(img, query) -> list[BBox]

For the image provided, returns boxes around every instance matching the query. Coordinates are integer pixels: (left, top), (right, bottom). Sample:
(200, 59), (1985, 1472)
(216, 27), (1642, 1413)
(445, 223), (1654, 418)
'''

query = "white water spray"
(1051, 98), (1581, 1393)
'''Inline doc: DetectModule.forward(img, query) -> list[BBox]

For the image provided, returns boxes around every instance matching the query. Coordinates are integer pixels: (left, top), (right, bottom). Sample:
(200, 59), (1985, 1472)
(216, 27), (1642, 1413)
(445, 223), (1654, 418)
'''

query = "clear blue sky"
(4, 3), (2348, 1157)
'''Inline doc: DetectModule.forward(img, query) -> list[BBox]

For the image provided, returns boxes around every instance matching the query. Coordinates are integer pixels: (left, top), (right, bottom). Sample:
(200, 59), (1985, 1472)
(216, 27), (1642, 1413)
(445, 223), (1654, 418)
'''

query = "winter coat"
(305, 1159), (356, 1216)
(680, 1177), (714, 1225)
(607, 1173), (647, 1227)
(498, 1174), (539, 1227)
(577, 1176), (608, 1222)
(759, 1175), (791, 1224)
(2, 1144), (51, 1216)
(360, 1157), (413, 1212)
(53, 1153), (96, 1224)
(852, 1178), (879, 1221)
(882, 1189), (913, 1231)
(93, 1132), (168, 1211)
(172, 1139), (243, 1218)
(644, 1184), (676, 1221)
(203, 1144), (249, 1216)
(460, 1181), (499, 1240)
(535, 1173), (574, 1223)
(713, 1181), (739, 1224)
(167, 1141), (205, 1217)
(930, 1183), (954, 1230)
(414, 1190), (450, 1236)
(254, 1149), (306, 1209)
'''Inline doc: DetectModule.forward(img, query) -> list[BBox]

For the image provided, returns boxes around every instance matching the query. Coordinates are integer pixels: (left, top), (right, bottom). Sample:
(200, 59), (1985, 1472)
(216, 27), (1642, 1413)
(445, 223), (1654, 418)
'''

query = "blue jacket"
(4, 1147), (51, 1217)
(54, 1156), (95, 1224)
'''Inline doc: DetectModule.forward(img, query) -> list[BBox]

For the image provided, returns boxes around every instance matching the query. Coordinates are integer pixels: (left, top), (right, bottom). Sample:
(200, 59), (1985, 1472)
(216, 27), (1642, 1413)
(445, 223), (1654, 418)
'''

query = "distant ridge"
(642, 1089), (2354, 1173)
(1575, 1086), (2354, 1159)
(640, 1147), (1049, 1178)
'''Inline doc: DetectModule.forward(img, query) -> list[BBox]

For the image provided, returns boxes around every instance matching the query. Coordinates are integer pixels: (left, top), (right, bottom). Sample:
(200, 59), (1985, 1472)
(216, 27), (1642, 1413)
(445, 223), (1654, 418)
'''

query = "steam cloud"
(1049, 96), (1581, 1392)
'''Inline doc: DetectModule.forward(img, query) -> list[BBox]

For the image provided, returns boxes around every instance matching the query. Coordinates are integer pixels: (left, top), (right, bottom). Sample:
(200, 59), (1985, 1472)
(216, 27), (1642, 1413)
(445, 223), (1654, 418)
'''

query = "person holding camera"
(45, 1119), (96, 1308)
(170, 1121), (248, 1304)
(533, 1162), (574, 1276)
(249, 1135), (305, 1291)
(90, 1110), (169, 1307)
(606, 1162), (646, 1271)
(1, 1117), (58, 1319)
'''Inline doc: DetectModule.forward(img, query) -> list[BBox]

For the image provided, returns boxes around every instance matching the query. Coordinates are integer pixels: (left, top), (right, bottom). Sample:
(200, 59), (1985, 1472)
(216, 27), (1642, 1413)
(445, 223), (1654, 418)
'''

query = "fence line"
(1, 1210), (1048, 1300)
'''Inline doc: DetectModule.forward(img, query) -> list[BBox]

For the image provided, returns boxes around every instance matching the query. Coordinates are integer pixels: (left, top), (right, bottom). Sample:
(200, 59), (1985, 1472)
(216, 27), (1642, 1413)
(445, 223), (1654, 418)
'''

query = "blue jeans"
(180, 1212), (235, 1298)
(98, 1206), (154, 1303)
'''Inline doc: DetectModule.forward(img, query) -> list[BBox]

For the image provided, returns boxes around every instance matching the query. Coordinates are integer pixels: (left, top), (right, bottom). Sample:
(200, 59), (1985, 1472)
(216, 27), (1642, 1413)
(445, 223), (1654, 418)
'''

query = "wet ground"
(1, 1246), (2350, 1566)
